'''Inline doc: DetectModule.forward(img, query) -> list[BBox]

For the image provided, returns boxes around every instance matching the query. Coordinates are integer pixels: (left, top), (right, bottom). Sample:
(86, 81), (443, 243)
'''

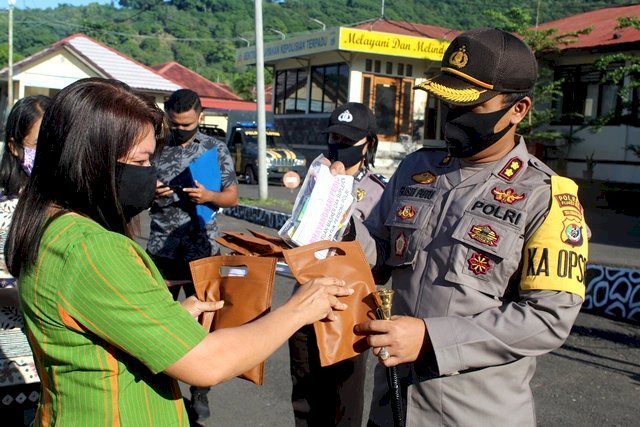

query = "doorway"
(362, 75), (414, 142)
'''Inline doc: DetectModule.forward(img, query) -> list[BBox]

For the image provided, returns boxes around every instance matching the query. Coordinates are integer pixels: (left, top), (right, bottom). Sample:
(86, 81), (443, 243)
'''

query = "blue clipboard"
(188, 147), (221, 227)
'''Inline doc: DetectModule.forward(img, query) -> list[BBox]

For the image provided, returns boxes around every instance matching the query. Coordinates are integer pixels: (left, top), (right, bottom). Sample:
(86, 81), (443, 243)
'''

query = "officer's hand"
(354, 315), (429, 367)
(183, 180), (209, 204)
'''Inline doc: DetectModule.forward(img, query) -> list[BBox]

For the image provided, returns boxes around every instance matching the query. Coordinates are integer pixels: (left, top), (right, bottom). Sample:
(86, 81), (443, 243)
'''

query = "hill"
(0, 0), (634, 97)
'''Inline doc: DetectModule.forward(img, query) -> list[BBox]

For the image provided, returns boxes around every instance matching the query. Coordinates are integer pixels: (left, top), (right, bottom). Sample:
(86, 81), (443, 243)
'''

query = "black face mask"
(115, 163), (157, 222)
(444, 102), (515, 158)
(327, 143), (366, 169)
(171, 126), (198, 145)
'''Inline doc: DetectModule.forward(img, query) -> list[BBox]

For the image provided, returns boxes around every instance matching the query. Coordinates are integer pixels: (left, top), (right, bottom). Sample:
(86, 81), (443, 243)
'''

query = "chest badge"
(395, 232), (407, 257)
(468, 224), (500, 247)
(396, 204), (416, 220)
(561, 218), (584, 247)
(492, 187), (525, 204)
(467, 252), (492, 275)
(498, 157), (524, 181)
(355, 187), (365, 202)
(412, 171), (437, 184)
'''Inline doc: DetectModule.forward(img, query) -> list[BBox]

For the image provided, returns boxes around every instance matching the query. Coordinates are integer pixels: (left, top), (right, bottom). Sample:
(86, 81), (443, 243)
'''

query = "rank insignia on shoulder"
(467, 252), (492, 275)
(492, 187), (526, 204)
(498, 157), (524, 181)
(468, 224), (500, 247)
(356, 187), (365, 202)
(412, 171), (437, 184)
(395, 232), (407, 257)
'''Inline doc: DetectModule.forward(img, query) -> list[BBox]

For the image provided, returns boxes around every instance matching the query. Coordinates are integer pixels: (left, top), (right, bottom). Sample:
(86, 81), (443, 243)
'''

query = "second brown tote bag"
(190, 255), (277, 385)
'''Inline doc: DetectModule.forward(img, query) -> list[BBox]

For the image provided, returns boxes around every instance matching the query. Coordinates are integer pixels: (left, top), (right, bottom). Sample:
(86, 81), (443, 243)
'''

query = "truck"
(226, 121), (307, 184)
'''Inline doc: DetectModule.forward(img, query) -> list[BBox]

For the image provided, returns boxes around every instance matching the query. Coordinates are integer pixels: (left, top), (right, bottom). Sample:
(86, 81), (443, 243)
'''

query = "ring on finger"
(378, 346), (390, 361)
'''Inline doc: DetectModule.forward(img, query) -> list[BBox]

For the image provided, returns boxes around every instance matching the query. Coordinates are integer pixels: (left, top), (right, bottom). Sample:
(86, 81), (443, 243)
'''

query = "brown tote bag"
(215, 231), (287, 257)
(190, 255), (277, 385)
(283, 240), (378, 367)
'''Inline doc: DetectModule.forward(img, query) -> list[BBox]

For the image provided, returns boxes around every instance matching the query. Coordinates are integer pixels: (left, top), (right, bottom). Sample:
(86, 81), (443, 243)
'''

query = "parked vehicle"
(227, 122), (307, 184)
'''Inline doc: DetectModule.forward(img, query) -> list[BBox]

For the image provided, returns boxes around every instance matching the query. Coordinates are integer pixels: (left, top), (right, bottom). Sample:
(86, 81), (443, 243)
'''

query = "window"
(274, 68), (308, 114)
(309, 63), (349, 113)
(386, 62), (393, 74)
(553, 63), (624, 125)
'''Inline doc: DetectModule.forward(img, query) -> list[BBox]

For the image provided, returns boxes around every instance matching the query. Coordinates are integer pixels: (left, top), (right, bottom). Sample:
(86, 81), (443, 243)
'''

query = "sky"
(1, 0), (112, 9)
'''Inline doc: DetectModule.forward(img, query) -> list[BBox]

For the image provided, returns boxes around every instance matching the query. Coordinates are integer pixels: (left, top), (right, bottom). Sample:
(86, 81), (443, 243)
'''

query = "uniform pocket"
(445, 211), (524, 297)
(383, 199), (436, 267)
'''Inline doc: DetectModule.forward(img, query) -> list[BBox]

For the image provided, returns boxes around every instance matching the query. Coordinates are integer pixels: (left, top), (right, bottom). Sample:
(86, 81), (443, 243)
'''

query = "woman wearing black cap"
(288, 102), (388, 426)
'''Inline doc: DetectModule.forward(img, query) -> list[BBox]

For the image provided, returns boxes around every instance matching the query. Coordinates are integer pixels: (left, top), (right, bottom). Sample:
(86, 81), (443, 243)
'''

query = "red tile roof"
(151, 61), (242, 99)
(353, 18), (460, 41)
(536, 4), (640, 50)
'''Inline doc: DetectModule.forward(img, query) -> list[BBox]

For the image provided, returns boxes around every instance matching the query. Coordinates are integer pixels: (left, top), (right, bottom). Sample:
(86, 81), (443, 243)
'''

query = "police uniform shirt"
(352, 168), (386, 222)
(355, 137), (588, 427)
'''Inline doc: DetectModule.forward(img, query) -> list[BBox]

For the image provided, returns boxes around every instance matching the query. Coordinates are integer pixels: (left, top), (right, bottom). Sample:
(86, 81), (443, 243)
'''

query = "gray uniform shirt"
(355, 138), (585, 426)
(147, 132), (238, 260)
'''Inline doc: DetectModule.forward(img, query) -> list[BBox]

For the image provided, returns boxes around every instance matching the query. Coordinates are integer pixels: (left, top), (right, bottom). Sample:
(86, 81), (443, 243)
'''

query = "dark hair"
(164, 89), (202, 114)
(5, 78), (167, 277)
(0, 95), (50, 197)
(364, 131), (378, 168)
(503, 91), (534, 106)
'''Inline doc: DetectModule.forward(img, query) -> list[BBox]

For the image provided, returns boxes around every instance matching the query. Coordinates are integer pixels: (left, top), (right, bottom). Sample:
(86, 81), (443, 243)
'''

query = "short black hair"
(165, 89), (202, 114)
(503, 91), (534, 105)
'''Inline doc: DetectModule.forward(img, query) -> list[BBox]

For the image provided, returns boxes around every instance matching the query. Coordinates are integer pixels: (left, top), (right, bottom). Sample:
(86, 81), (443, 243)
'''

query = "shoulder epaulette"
(528, 156), (556, 177)
(370, 173), (387, 187)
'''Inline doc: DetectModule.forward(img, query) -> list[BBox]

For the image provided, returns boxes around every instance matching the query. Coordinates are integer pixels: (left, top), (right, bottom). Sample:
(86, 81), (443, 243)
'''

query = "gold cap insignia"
(449, 46), (469, 69)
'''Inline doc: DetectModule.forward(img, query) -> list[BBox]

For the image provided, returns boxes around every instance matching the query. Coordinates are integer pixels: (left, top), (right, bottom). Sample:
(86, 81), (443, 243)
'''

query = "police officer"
(288, 102), (386, 426)
(345, 28), (589, 426)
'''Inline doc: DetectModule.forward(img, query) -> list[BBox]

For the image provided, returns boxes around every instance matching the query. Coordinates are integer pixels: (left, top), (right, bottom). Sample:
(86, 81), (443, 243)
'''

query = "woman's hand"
(181, 295), (224, 319)
(286, 277), (353, 325)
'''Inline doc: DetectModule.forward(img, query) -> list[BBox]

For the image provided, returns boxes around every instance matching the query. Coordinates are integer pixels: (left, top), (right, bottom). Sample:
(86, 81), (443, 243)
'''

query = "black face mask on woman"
(444, 102), (516, 158)
(327, 142), (366, 169)
(115, 162), (157, 222)
(171, 126), (198, 145)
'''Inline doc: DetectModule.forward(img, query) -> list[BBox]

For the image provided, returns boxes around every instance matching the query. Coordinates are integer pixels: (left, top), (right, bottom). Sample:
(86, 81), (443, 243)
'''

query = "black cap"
(414, 28), (538, 106)
(322, 102), (376, 142)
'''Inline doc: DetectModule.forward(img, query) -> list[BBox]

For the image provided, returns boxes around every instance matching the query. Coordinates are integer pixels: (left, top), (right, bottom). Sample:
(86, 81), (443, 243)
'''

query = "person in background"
(146, 88), (239, 420)
(5, 77), (353, 426)
(288, 102), (387, 426)
(0, 95), (50, 426)
(341, 28), (589, 426)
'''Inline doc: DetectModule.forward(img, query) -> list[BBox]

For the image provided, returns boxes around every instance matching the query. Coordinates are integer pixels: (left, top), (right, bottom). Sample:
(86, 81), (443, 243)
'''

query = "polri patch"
(356, 187), (365, 202)
(396, 204), (416, 220)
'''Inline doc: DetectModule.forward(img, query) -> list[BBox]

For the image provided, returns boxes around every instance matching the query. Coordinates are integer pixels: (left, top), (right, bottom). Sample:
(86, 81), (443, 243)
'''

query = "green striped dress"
(18, 213), (207, 426)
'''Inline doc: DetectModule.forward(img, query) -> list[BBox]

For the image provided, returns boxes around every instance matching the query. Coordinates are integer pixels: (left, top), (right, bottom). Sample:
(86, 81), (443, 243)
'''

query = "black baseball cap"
(322, 102), (376, 142)
(414, 28), (538, 106)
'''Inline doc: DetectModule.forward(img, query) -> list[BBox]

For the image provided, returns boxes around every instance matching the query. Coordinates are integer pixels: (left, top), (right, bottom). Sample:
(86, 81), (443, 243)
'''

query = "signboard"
(236, 28), (340, 66)
(338, 28), (449, 61)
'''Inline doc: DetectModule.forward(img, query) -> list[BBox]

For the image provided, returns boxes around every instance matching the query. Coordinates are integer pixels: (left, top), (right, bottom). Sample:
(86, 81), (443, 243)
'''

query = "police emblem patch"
(498, 157), (524, 181)
(395, 232), (407, 257)
(412, 171), (437, 184)
(468, 224), (500, 247)
(449, 45), (469, 69)
(467, 252), (491, 275)
(396, 204), (416, 220)
(492, 187), (525, 204)
(356, 187), (365, 202)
